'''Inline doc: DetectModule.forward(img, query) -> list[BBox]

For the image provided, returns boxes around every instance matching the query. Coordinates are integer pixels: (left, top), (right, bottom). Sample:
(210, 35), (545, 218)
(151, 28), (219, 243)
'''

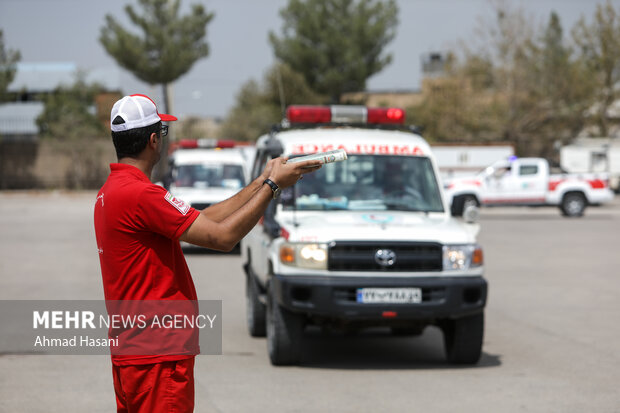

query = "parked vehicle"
(242, 105), (487, 365)
(444, 157), (615, 217)
(560, 138), (620, 193)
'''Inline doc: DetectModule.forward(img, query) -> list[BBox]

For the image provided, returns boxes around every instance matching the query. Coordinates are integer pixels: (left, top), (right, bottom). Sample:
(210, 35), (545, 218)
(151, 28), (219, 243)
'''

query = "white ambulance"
(166, 139), (251, 248)
(444, 157), (614, 217)
(242, 105), (487, 365)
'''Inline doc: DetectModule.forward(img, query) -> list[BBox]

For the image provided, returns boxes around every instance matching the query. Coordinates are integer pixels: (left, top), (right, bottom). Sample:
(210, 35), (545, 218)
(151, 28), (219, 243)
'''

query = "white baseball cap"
(110, 94), (177, 132)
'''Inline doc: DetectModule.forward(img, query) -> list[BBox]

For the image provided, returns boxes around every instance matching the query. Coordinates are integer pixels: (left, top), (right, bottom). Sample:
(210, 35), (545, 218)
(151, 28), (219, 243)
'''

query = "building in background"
(0, 101), (43, 142)
(0, 62), (121, 189)
(432, 144), (515, 180)
(561, 137), (620, 193)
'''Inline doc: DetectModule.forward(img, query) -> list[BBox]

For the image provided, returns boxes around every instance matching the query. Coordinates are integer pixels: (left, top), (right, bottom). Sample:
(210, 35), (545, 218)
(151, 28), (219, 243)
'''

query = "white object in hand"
(287, 149), (348, 167)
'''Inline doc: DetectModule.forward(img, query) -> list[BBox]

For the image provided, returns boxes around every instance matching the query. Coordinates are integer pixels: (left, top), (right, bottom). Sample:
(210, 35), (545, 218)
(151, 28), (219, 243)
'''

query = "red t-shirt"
(94, 163), (201, 366)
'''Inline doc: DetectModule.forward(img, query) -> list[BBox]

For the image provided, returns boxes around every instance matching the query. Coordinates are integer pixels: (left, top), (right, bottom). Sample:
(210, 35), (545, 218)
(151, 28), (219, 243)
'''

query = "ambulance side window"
(519, 165), (539, 176)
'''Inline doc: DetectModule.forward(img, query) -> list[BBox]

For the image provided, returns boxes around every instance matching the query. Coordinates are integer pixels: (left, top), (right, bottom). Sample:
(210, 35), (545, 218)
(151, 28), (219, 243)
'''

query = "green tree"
(36, 76), (109, 188)
(220, 63), (324, 141)
(100, 0), (214, 178)
(0, 29), (21, 102)
(269, 0), (398, 102)
(37, 76), (105, 139)
(100, 0), (213, 114)
(219, 80), (281, 142)
(528, 12), (594, 152)
(408, 5), (536, 147)
(539, 13), (571, 100)
(572, 0), (620, 137)
(408, 6), (595, 159)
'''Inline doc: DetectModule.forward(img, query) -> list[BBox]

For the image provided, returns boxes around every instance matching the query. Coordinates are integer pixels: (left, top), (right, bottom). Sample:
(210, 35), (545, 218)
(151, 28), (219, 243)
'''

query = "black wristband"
(263, 179), (281, 199)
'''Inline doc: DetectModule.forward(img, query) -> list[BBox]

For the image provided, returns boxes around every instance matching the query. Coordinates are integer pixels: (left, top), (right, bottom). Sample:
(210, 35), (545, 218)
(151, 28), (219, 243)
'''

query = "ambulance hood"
(278, 210), (477, 244)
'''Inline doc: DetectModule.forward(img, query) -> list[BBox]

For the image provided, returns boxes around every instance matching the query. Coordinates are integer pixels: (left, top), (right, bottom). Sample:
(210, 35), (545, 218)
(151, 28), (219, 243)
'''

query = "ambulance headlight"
(280, 243), (328, 269)
(442, 245), (483, 271)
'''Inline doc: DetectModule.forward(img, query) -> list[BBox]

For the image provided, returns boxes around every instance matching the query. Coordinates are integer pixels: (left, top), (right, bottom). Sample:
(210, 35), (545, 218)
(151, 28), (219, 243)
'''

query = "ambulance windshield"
(174, 164), (246, 189)
(282, 155), (444, 212)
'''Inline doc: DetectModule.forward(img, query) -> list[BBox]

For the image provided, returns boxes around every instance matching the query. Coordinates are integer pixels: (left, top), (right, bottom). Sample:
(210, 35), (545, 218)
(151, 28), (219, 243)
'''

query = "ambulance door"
(246, 149), (271, 282)
(512, 159), (546, 203)
(482, 160), (512, 203)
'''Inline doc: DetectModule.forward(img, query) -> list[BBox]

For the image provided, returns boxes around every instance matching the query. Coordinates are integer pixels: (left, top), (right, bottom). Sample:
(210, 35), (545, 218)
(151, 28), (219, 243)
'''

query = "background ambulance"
(444, 157), (614, 217)
(165, 139), (251, 249)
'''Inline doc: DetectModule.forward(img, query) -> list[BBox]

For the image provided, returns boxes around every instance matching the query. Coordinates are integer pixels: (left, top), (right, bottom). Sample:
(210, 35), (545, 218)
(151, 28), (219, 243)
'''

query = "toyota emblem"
(374, 249), (396, 267)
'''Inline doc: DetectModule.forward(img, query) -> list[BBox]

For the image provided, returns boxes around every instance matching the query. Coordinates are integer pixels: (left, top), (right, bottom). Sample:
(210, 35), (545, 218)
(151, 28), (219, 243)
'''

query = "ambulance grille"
(328, 241), (442, 272)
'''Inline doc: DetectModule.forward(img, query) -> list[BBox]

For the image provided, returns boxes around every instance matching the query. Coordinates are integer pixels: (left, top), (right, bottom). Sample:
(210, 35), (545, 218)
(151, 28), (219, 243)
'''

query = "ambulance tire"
(451, 194), (479, 216)
(442, 312), (484, 365)
(246, 273), (266, 337)
(267, 283), (303, 366)
(560, 192), (586, 217)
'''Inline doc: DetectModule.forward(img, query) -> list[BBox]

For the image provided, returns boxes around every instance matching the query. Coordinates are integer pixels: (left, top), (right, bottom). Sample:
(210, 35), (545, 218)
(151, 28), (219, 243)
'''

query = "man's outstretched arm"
(180, 158), (320, 251)
(199, 159), (278, 223)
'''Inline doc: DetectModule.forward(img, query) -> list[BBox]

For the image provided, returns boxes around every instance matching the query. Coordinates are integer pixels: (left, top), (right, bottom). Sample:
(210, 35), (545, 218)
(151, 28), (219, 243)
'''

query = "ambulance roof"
(258, 127), (433, 158)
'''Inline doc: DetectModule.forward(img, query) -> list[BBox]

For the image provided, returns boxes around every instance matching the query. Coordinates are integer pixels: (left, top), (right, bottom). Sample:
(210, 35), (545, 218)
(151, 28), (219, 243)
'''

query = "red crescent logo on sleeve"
(164, 192), (190, 215)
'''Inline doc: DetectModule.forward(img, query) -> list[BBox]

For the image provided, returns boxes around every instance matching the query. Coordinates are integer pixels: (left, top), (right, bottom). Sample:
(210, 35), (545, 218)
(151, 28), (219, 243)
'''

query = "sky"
(0, 0), (617, 119)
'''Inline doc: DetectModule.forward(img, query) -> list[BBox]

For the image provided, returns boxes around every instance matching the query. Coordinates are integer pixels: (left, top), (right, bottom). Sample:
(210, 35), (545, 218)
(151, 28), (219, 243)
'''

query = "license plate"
(356, 288), (422, 304)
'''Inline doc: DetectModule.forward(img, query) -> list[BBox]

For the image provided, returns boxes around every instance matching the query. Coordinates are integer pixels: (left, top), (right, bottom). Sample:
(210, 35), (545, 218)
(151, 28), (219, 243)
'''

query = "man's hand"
(268, 157), (322, 188)
(259, 158), (279, 182)
(180, 157), (321, 251)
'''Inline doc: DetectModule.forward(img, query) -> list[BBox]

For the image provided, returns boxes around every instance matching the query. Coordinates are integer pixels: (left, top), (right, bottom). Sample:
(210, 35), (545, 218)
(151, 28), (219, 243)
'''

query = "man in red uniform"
(94, 94), (320, 412)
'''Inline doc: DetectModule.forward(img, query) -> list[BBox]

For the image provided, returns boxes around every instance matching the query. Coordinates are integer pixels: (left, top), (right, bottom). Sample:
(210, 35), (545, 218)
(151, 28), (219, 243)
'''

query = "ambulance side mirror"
(266, 135), (284, 159)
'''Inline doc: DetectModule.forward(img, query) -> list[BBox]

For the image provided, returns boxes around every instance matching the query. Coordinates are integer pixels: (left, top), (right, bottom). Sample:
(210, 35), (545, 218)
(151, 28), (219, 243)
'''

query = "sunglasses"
(160, 125), (169, 137)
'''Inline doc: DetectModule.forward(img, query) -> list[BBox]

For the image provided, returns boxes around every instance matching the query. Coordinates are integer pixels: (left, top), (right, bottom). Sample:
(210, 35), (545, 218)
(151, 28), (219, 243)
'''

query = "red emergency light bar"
(367, 107), (405, 124)
(286, 105), (405, 125)
(177, 139), (236, 149)
(286, 106), (331, 123)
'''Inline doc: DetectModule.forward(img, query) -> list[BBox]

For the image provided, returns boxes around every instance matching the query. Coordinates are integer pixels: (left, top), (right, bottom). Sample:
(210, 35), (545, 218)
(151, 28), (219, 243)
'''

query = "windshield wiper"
(296, 197), (349, 210)
(383, 199), (431, 213)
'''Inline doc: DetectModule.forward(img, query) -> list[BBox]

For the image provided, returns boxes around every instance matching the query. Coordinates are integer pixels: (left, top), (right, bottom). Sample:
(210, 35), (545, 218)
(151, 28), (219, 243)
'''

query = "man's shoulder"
(106, 172), (161, 194)
(97, 175), (159, 211)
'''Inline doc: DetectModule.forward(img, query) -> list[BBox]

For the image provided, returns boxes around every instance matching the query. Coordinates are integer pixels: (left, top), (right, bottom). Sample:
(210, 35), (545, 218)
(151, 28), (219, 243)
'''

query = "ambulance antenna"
(276, 62), (286, 115)
(292, 181), (299, 227)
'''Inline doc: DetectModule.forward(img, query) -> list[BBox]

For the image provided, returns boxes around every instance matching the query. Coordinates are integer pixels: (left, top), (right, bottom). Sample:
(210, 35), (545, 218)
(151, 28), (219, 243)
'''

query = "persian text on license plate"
(356, 288), (422, 304)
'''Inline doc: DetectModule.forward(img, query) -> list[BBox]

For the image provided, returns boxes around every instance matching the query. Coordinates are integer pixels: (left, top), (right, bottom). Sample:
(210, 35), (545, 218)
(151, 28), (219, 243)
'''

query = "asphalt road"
(1, 191), (619, 412)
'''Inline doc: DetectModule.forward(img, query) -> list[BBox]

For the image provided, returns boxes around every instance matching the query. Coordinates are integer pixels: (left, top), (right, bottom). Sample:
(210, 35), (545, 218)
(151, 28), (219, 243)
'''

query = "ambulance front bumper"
(271, 274), (487, 321)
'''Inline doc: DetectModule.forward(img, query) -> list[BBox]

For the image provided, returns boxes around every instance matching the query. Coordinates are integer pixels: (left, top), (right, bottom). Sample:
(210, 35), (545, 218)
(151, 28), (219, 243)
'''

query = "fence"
(0, 138), (116, 190)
